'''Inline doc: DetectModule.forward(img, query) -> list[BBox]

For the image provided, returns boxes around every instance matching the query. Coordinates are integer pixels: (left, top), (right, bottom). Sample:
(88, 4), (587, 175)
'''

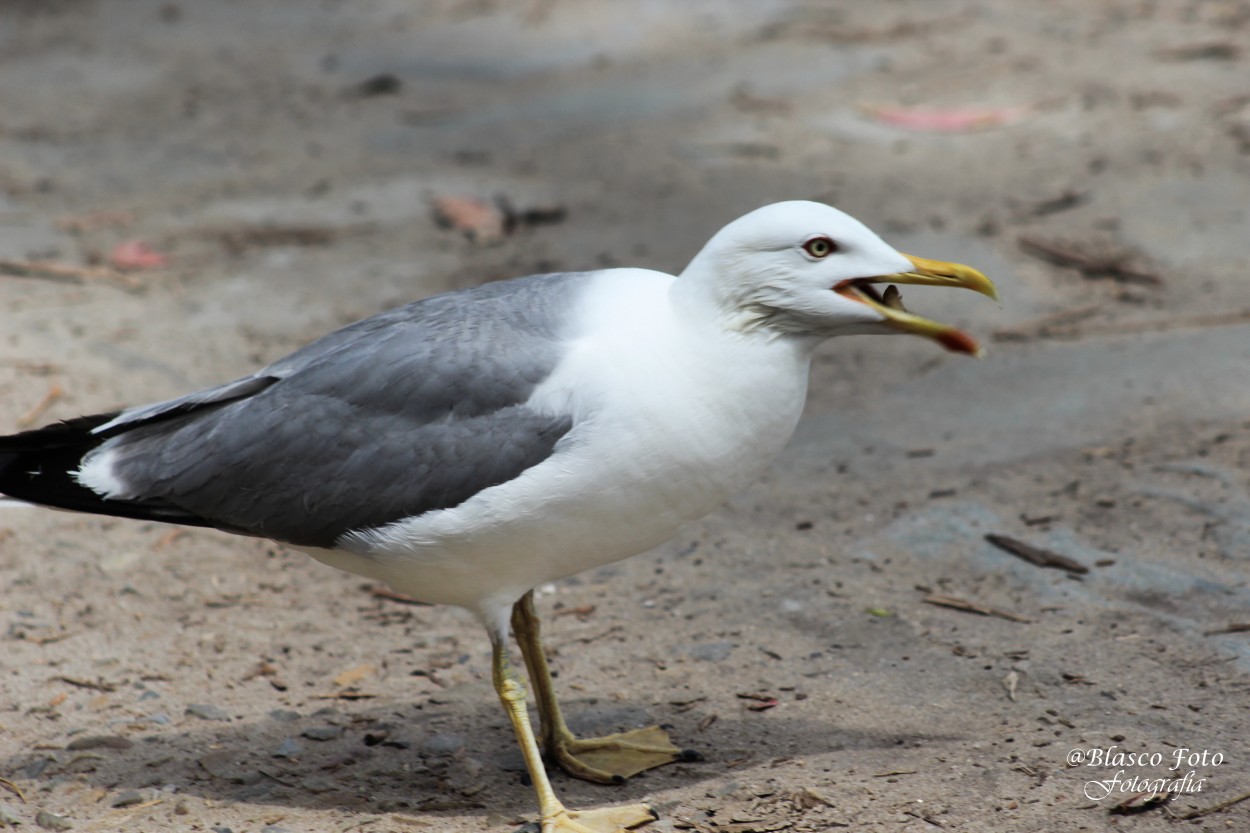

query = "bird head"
(676, 201), (998, 355)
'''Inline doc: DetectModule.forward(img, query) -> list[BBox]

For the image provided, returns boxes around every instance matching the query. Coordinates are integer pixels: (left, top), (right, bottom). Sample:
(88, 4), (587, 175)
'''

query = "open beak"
(833, 254), (998, 357)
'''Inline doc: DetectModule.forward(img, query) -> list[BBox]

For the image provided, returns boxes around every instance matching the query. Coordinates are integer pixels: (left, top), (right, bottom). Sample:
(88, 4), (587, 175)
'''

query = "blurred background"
(2, 1), (1250, 831)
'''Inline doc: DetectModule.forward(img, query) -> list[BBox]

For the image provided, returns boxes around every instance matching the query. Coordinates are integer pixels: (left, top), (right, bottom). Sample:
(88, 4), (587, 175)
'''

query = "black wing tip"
(0, 409), (199, 527)
(0, 411), (121, 452)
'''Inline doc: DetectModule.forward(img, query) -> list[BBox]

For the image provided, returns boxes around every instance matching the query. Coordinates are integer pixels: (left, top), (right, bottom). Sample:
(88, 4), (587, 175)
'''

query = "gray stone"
(35, 811), (72, 831)
(682, 641), (735, 662)
(185, 704), (231, 721)
(199, 750), (262, 784)
(273, 738), (303, 759)
(300, 776), (338, 794)
(301, 726), (344, 742)
(109, 790), (145, 808)
(66, 735), (133, 751)
(418, 733), (465, 755)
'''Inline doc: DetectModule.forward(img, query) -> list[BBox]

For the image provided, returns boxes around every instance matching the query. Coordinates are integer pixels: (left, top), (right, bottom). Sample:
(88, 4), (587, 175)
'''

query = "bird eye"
(802, 236), (838, 258)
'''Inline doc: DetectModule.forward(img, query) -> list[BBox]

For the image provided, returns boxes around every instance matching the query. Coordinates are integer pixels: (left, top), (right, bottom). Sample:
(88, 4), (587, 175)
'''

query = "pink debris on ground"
(108, 240), (167, 271)
(862, 104), (1031, 132)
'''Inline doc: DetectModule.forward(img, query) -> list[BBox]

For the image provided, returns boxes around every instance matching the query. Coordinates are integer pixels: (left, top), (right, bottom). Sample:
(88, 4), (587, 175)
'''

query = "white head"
(675, 201), (997, 355)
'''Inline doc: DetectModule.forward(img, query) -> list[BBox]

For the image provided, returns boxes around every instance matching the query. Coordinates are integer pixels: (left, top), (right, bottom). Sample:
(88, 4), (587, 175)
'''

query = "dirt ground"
(3, 1), (1250, 831)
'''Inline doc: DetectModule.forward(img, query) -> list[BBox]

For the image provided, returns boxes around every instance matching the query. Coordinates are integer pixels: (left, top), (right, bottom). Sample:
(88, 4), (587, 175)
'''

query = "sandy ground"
(3, 1), (1250, 831)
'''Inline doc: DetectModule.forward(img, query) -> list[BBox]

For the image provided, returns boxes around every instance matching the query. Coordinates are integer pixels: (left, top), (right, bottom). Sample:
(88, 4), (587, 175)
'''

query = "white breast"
(316, 269), (814, 624)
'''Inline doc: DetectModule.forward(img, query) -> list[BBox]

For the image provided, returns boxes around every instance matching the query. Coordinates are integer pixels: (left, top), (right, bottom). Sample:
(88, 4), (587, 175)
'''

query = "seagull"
(0, 201), (996, 833)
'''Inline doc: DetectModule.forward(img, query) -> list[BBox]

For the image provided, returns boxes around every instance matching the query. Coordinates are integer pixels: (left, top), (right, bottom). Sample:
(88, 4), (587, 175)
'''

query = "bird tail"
(0, 413), (212, 526)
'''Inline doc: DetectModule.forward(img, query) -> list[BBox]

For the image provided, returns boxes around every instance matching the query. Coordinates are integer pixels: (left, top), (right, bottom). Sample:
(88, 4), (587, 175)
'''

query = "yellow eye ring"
(802, 236), (838, 258)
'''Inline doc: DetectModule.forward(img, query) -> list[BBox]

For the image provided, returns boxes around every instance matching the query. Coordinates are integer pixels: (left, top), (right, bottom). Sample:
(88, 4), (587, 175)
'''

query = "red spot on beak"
(936, 330), (981, 356)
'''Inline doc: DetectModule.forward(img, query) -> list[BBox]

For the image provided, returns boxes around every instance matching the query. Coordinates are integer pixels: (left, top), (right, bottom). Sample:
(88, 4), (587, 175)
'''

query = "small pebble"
(24, 758), (52, 778)
(0, 806), (22, 826)
(199, 751), (262, 784)
(268, 709), (301, 722)
(185, 704), (231, 721)
(300, 776), (338, 794)
(273, 738), (303, 759)
(66, 735), (133, 751)
(301, 726), (344, 742)
(419, 733), (465, 755)
(35, 811), (73, 831)
(110, 790), (145, 808)
(685, 641), (735, 662)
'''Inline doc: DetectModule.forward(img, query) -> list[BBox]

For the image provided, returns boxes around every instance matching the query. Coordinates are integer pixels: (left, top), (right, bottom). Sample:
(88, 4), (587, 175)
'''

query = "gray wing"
(92, 272), (589, 547)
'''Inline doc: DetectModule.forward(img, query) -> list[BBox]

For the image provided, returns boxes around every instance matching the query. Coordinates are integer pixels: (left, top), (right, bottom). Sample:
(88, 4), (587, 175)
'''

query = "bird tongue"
(881, 284), (906, 311)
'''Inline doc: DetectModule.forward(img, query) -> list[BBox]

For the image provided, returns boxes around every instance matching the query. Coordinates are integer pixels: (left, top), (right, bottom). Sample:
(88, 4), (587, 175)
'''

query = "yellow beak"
(833, 254), (998, 356)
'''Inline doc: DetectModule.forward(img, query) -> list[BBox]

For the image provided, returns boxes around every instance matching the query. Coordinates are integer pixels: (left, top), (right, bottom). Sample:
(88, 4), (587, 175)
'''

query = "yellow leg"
(511, 592), (691, 785)
(490, 634), (657, 832)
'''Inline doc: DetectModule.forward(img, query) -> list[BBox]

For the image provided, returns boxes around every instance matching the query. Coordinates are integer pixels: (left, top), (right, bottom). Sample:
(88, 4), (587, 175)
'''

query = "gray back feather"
(97, 273), (589, 547)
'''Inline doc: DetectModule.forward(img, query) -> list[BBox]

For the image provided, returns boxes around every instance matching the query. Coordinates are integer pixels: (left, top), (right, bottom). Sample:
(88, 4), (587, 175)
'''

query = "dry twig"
(370, 586), (431, 606)
(996, 308), (1250, 343)
(923, 594), (1032, 623)
(0, 258), (143, 290)
(1168, 789), (1250, 820)
(1204, 623), (1250, 636)
(16, 383), (63, 428)
(985, 534), (1089, 575)
(56, 676), (117, 692)
(0, 776), (26, 803)
(1017, 235), (1161, 285)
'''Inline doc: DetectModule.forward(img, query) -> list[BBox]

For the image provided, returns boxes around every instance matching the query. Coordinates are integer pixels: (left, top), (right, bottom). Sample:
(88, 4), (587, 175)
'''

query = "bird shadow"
(1, 694), (961, 823)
